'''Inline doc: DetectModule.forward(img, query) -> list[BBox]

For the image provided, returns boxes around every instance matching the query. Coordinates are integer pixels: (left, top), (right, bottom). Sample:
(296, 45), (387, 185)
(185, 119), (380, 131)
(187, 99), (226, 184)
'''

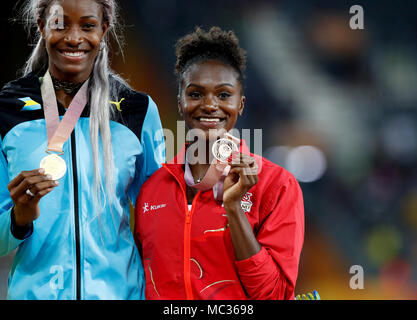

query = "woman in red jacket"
(134, 27), (305, 300)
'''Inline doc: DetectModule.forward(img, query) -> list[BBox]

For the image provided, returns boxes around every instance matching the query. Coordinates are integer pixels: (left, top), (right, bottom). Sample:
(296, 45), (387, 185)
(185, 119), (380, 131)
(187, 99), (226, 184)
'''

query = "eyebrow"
(186, 83), (235, 89)
(62, 15), (99, 19)
(215, 83), (234, 88)
(186, 83), (204, 89)
(81, 15), (99, 19)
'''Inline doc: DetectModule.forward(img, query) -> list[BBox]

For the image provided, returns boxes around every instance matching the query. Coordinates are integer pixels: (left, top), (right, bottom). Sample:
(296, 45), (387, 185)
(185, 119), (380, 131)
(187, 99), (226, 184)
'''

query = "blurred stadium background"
(1, 0), (417, 299)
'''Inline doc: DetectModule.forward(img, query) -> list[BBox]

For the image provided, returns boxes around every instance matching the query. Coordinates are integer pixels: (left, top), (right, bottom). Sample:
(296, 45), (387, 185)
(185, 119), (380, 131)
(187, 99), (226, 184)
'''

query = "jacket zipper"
(184, 194), (200, 300)
(162, 164), (199, 300)
(70, 131), (81, 300)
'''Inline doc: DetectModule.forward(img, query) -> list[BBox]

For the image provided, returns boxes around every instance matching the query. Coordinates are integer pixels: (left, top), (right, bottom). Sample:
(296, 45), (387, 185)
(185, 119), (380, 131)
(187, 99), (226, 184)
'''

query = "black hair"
(174, 26), (247, 88)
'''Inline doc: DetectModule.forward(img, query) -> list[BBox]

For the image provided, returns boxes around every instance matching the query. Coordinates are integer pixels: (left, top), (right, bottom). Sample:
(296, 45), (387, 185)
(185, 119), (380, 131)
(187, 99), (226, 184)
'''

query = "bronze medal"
(212, 138), (238, 162)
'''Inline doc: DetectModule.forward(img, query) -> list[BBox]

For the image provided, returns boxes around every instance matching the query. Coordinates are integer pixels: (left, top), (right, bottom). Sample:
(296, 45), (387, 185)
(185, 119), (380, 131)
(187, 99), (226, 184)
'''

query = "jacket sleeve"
(0, 137), (29, 256)
(234, 175), (305, 300)
(128, 96), (165, 203)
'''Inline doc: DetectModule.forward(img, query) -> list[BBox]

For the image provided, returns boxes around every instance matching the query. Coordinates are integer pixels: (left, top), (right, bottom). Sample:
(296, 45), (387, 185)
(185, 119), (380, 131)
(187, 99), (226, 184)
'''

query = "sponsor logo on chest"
(143, 202), (166, 214)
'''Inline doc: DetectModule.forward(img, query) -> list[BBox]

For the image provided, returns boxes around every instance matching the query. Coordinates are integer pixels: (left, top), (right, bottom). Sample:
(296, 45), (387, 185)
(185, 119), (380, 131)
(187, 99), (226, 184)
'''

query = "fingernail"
(46, 174), (52, 180)
(54, 181), (59, 186)
(39, 168), (45, 174)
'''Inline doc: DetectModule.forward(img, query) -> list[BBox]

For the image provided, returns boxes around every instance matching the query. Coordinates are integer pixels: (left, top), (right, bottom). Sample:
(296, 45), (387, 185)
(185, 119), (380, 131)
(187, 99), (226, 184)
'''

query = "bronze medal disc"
(212, 138), (238, 162)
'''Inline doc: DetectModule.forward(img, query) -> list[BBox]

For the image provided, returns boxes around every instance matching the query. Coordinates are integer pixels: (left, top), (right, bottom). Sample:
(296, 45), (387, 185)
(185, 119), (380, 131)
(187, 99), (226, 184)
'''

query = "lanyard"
(40, 70), (89, 154)
(39, 70), (89, 180)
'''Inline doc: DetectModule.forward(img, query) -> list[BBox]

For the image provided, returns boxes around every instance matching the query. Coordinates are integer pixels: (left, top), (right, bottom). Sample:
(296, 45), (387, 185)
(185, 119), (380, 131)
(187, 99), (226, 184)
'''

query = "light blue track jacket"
(0, 72), (165, 299)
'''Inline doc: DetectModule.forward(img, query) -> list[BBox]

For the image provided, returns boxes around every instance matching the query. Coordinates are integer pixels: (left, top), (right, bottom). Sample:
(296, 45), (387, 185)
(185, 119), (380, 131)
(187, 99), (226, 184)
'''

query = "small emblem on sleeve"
(110, 98), (125, 112)
(19, 97), (41, 111)
(241, 192), (253, 213)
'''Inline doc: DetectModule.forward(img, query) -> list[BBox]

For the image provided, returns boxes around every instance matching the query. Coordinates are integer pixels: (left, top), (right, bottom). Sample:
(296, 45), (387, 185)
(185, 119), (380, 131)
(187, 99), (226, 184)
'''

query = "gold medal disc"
(40, 154), (67, 180)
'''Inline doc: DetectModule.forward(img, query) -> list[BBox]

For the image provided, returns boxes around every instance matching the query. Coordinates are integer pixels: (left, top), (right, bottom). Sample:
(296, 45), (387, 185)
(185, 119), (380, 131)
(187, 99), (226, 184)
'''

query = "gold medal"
(40, 154), (67, 180)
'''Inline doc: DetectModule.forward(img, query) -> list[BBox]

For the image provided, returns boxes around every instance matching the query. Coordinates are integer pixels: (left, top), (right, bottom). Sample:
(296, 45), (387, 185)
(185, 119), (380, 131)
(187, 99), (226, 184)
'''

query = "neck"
(189, 163), (211, 183)
(55, 90), (75, 109)
(52, 76), (85, 94)
(186, 139), (214, 181)
(51, 75), (87, 108)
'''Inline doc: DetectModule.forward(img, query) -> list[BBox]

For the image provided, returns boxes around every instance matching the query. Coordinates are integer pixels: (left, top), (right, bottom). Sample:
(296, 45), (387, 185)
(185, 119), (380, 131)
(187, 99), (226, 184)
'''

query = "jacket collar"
(0, 70), (135, 117)
(1, 71), (43, 100)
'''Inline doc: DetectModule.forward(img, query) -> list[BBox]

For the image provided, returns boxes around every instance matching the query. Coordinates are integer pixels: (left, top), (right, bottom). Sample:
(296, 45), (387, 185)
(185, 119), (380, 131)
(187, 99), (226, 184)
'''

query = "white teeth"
(199, 118), (220, 122)
(63, 52), (84, 57)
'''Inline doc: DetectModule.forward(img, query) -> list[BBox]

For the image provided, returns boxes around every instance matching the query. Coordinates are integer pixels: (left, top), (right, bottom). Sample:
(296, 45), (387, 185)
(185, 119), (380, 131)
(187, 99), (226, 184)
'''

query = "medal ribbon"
(41, 70), (89, 153)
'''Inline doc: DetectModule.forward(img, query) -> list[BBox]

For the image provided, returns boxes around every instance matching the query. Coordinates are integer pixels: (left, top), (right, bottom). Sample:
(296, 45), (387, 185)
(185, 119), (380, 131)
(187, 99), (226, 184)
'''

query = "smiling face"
(38, 0), (109, 83)
(178, 59), (245, 140)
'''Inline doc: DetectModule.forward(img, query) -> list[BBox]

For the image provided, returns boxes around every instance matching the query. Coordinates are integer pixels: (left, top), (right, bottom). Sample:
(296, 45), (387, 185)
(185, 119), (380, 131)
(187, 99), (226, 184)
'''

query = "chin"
(61, 65), (87, 75)
(54, 64), (92, 81)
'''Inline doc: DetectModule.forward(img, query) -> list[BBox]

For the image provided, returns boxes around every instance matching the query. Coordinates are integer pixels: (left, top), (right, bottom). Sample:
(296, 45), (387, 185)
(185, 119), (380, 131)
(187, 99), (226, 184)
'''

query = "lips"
(195, 116), (226, 122)
(58, 49), (88, 60)
(63, 51), (84, 57)
(193, 116), (227, 129)
(198, 117), (221, 122)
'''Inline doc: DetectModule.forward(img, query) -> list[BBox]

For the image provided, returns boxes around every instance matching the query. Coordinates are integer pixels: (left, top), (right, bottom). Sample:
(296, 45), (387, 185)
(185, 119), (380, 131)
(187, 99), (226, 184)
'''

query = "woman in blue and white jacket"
(0, 0), (165, 299)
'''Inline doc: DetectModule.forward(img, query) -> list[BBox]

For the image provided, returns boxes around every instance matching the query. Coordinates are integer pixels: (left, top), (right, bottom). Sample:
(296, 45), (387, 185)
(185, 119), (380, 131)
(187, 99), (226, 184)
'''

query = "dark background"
(1, 0), (417, 299)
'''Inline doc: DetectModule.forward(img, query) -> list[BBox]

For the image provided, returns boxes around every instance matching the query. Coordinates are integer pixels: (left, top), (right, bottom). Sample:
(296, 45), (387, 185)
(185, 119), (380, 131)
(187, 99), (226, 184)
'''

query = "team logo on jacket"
(143, 202), (166, 213)
(241, 192), (253, 213)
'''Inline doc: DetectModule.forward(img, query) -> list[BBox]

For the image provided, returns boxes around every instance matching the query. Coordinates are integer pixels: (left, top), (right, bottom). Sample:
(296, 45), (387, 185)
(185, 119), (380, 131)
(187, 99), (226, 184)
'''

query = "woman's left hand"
(223, 152), (258, 207)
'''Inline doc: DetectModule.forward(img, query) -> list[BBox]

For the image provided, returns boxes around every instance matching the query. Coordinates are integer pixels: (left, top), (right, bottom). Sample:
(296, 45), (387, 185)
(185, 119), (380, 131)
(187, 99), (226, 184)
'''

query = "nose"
(202, 104), (218, 113)
(202, 96), (218, 113)
(64, 26), (83, 46)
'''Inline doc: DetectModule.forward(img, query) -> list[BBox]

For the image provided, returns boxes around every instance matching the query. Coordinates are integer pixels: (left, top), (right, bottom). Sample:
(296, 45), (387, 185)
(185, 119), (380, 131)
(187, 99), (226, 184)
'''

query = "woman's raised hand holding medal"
(8, 70), (88, 228)
(7, 169), (59, 228)
(222, 151), (259, 206)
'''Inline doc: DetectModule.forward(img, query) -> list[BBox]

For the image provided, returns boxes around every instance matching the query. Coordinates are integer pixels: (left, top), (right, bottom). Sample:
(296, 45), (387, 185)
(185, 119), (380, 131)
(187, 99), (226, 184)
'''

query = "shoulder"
(108, 75), (160, 142)
(109, 74), (150, 114)
(254, 154), (298, 187)
(0, 73), (44, 139)
(252, 154), (303, 209)
(137, 165), (174, 195)
(0, 72), (41, 95)
(0, 72), (41, 107)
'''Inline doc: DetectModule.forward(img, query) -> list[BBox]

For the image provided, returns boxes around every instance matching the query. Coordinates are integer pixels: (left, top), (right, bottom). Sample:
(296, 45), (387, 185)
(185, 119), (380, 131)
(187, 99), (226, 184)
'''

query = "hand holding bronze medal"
(40, 71), (89, 180)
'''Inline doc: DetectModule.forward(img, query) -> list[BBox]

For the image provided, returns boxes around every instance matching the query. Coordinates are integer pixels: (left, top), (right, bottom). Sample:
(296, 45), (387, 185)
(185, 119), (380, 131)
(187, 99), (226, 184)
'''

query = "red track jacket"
(134, 141), (304, 300)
